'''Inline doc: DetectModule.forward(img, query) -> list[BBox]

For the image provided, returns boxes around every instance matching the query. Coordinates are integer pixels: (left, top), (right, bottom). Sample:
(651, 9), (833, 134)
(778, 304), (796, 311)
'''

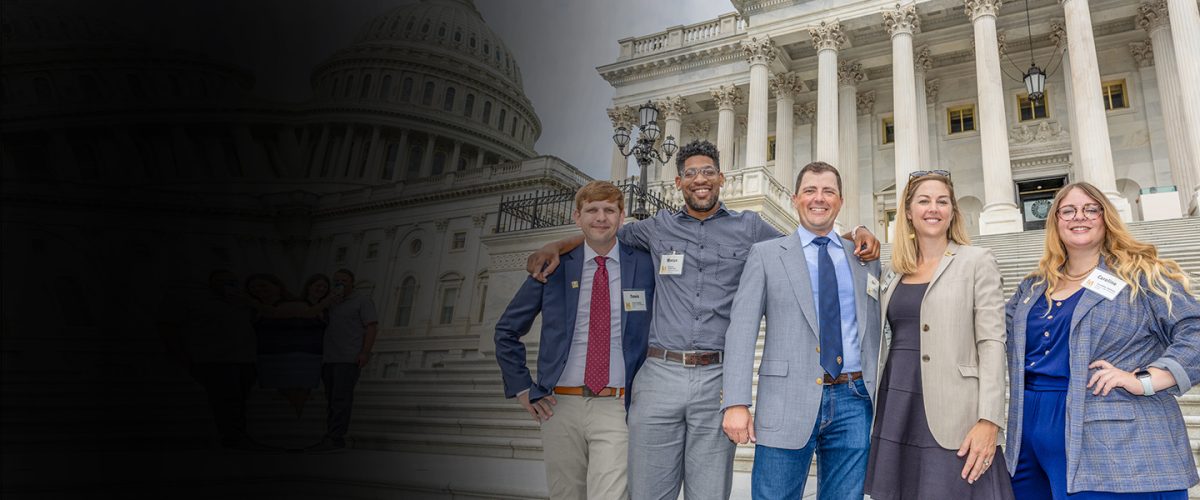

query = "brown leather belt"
(647, 346), (723, 366)
(822, 371), (863, 385)
(553, 386), (625, 398)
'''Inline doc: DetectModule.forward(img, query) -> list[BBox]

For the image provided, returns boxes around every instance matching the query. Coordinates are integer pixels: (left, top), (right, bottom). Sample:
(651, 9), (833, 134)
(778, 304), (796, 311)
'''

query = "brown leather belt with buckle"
(823, 371), (863, 385)
(647, 346), (723, 366)
(553, 386), (626, 398)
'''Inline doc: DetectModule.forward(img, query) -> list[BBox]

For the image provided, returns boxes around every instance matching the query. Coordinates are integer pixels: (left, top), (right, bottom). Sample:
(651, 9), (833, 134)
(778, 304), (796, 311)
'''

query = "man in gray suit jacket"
(722, 161), (882, 499)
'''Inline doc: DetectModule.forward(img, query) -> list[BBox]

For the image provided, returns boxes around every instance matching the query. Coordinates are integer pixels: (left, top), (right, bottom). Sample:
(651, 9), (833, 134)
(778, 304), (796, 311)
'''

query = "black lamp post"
(614, 101), (677, 219)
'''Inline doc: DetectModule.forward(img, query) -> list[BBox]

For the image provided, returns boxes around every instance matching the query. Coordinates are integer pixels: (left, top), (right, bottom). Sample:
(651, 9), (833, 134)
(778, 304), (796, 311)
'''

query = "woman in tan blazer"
(864, 172), (1013, 499)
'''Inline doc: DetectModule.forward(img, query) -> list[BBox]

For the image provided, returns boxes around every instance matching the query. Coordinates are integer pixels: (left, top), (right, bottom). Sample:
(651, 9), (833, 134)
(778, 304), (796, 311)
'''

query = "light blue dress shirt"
(795, 225), (861, 373)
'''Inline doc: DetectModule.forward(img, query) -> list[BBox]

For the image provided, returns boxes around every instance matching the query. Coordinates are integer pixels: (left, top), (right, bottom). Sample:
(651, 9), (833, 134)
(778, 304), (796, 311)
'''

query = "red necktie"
(584, 255), (610, 395)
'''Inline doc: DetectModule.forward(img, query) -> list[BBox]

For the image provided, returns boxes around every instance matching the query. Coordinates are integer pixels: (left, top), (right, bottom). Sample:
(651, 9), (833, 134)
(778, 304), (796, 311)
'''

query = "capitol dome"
(308, 0), (541, 178)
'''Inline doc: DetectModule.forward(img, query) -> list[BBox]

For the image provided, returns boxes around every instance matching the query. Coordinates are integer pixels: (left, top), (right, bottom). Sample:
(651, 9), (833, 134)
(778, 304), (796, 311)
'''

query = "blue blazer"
(1004, 260), (1200, 493)
(494, 242), (654, 409)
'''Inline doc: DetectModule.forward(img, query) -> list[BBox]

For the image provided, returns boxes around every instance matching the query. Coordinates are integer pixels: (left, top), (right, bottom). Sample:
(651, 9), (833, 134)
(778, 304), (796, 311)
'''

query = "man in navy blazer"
(495, 180), (655, 500)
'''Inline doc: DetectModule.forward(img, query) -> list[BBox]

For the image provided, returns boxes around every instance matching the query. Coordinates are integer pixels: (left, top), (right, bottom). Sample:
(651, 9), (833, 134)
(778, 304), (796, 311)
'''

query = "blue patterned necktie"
(813, 236), (843, 378)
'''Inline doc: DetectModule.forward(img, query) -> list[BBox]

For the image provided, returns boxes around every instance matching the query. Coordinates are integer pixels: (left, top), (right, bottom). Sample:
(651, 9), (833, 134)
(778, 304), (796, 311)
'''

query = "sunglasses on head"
(909, 169), (951, 178)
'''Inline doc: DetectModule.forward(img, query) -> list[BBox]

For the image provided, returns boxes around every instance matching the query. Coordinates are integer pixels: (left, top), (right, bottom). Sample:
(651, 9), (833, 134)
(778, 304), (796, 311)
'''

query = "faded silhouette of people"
(247, 274), (333, 418)
(306, 268), (378, 453)
(157, 270), (266, 451)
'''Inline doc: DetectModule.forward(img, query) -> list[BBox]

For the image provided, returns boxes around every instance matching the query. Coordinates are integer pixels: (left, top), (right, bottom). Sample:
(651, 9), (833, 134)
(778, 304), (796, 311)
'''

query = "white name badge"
(866, 273), (880, 300)
(660, 253), (684, 275)
(1082, 268), (1127, 301)
(623, 290), (648, 311)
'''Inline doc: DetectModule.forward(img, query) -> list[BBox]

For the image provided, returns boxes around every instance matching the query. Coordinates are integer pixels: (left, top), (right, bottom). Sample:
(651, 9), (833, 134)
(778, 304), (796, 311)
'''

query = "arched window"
(401, 77), (413, 101)
(464, 94), (475, 117)
(395, 276), (417, 327)
(407, 145), (423, 177)
(380, 75), (392, 99)
(78, 74), (100, 100)
(431, 151), (446, 175)
(454, 30), (462, 42)
(438, 25), (446, 37)
(382, 143), (398, 180)
(437, 273), (464, 325)
(482, 101), (492, 123)
(360, 74), (372, 98)
(510, 117), (517, 135)
(498, 109), (506, 129)
(421, 82), (434, 105)
(331, 77), (340, 97)
(344, 75), (355, 98)
(443, 87), (456, 111)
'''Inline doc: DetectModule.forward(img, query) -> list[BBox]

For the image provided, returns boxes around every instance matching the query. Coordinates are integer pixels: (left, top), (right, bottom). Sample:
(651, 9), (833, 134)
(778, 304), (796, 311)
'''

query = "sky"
(58, 0), (734, 181)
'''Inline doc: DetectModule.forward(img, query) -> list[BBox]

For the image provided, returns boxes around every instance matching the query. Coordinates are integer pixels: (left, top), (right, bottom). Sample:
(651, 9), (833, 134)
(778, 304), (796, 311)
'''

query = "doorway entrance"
(1017, 176), (1067, 231)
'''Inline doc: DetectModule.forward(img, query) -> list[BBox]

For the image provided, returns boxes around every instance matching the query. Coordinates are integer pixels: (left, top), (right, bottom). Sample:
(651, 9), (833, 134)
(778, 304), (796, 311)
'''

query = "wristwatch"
(1135, 369), (1155, 396)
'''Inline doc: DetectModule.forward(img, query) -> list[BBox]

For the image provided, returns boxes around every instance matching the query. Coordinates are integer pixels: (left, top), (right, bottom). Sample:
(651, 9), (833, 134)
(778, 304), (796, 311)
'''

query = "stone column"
(711, 85), (744, 169)
(449, 140), (463, 172)
(1139, 2), (1197, 211)
(1166, 0), (1200, 213)
(770, 72), (803, 186)
(362, 125), (382, 179)
(1059, 0), (1132, 220)
(915, 47), (933, 168)
(657, 96), (689, 181)
(809, 21), (844, 165)
(607, 105), (635, 181)
(742, 36), (777, 172)
(965, 0), (1023, 234)
(795, 101), (817, 168)
(857, 91), (877, 230)
(925, 80), (942, 168)
(838, 60), (865, 226)
(884, 4), (920, 197)
(1049, 20), (1083, 173)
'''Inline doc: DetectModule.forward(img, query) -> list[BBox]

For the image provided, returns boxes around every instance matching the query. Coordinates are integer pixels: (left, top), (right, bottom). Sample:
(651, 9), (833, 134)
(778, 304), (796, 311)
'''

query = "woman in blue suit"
(1005, 182), (1200, 499)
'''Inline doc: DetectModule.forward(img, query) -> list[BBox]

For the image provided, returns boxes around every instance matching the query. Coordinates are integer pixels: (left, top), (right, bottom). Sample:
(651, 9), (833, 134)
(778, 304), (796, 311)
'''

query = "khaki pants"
(540, 393), (628, 500)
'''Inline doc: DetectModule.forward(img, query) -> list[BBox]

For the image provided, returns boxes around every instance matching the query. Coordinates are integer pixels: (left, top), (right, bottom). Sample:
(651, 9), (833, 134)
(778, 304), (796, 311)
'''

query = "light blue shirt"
(795, 225), (861, 373)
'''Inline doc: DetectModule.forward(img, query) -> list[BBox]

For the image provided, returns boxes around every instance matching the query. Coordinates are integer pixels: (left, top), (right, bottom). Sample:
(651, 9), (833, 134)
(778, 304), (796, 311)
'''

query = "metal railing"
(495, 181), (678, 234)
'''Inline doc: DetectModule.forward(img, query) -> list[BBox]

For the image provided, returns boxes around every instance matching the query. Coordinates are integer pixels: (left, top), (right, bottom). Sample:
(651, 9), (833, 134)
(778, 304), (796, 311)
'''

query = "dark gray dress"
(864, 282), (1014, 500)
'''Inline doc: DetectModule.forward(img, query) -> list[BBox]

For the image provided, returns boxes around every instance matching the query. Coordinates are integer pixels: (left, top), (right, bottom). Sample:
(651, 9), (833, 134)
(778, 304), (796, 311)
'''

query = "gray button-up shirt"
(618, 204), (782, 351)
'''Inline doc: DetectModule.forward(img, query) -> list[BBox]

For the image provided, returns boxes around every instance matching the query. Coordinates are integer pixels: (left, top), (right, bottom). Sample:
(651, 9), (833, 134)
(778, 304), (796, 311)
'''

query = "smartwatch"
(1135, 369), (1155, 396)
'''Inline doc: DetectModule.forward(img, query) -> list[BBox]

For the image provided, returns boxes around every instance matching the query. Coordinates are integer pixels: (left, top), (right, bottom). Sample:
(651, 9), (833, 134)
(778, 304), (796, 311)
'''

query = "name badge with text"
(866, 273), (880, 300)
(1082, 268), (1127, 300)
(623, 290), (648, 312)
(660, 253), (684, 275)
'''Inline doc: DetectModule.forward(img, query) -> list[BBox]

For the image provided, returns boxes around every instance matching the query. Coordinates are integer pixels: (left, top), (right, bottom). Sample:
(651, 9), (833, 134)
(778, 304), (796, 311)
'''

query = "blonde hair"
(891, 174), (971, 275)
(1033, 182), (1190, 314)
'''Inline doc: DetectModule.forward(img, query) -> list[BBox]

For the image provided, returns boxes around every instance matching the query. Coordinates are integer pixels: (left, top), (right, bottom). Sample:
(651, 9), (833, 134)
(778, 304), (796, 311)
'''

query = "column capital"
(856, 90), (876, 115)
(795, 101), (817, 124)
(741, 36), (778, 66)
(710, 84), (744, 111)
(838, 59), (866, 87)
(884, 4), (920, 37)
(1130, 40), (1154, 67)
(687, 120), (711, 140)
(925, 78), (940, 104)
(1049, 19), (1068, 48)
(770, 71), (806, 98)
(964, 0), (1003, 21)
(607, 105), (637, 129)
(1136, 1), (1170, 34)
(655, 95), (690, 120)
(915, 46), (933, 71)
(808, 21), (845, 52)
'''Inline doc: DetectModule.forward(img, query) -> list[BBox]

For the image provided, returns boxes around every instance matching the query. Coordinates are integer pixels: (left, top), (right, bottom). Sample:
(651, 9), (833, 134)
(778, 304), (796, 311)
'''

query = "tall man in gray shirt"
(309, 268), (378, 453)
(528, 140), (880, 499)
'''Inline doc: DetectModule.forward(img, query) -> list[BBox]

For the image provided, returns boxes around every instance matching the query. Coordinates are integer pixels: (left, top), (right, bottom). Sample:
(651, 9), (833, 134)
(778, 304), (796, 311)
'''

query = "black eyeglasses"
(910, 169), (951, 178)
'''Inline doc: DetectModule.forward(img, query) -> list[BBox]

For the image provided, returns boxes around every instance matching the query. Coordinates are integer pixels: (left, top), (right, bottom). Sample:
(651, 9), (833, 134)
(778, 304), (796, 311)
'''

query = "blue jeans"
(751, 378), (873, 500)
